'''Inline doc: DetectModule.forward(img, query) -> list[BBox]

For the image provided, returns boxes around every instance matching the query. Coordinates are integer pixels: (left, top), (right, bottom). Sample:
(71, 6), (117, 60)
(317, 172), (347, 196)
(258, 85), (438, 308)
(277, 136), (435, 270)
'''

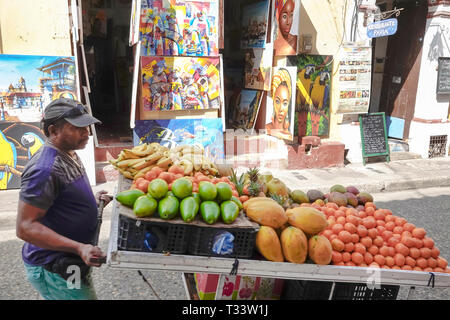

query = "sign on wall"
(336, 45), (372, 114)
(437, 57), (450, 95)
(367, 18), (398, 39)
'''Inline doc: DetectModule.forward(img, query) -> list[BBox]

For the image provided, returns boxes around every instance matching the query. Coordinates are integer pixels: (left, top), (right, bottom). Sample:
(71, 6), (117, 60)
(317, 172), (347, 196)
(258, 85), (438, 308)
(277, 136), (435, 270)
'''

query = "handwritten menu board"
(437, 57), (450, 94)
(359, 112), (390, 165)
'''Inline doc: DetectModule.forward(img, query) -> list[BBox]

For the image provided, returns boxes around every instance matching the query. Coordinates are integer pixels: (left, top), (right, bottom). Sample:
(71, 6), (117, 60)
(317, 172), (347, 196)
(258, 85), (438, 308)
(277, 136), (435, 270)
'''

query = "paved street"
(0, 185), (449, 300)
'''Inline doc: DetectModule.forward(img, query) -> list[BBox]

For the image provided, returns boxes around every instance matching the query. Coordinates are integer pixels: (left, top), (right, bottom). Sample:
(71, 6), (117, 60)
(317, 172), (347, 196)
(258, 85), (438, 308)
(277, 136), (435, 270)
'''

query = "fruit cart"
(106, 175), (450, 300)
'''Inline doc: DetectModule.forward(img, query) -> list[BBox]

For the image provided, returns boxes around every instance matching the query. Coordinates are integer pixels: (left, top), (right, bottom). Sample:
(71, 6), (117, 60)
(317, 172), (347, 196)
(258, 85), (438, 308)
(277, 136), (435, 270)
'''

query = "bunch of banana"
(109, 143), (171, 180)
(110, 143), (220, 180)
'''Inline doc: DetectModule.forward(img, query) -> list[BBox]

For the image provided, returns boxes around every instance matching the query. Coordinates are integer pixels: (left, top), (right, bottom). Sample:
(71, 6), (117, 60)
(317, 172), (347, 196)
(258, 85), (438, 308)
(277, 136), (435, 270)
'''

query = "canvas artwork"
(139, 0), (219, 56)
(141, 56), (221, 111)
(287, 54), (332, 137)
(272, 0), (300, 56)
(244, 43), (273, 91)
(133, 119), (224, 162)
(265, 66), (297, 141)
(0, 54), (77, 123)
(240, 0), (270, 49)
(231, 89), (263, 130)
(0, 122), (45, 190)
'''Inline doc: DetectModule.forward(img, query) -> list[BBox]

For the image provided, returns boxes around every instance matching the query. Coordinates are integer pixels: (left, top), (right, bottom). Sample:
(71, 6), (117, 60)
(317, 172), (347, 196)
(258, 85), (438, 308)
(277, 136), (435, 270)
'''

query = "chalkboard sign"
(359, 112), (390, 165)
(437, 57), (450, 94)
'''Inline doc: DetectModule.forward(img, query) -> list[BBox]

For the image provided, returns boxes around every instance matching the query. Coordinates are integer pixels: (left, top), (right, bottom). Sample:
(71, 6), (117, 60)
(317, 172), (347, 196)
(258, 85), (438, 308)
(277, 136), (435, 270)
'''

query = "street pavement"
(1, 157), (450, 300)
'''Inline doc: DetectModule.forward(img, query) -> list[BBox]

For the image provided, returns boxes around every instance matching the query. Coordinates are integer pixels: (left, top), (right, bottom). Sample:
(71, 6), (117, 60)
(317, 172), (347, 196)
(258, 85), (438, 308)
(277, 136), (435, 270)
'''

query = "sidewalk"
(250, 157), (450, 195)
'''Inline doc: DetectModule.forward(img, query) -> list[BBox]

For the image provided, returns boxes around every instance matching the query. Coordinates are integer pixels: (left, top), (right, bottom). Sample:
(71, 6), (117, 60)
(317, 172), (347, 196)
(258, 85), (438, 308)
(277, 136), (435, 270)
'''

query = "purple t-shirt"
(19, 143), (98, 266)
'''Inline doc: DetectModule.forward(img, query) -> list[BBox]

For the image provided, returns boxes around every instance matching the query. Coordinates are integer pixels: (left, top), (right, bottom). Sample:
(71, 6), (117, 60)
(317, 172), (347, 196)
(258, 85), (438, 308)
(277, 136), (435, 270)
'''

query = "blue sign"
(367, 18), (398, 38)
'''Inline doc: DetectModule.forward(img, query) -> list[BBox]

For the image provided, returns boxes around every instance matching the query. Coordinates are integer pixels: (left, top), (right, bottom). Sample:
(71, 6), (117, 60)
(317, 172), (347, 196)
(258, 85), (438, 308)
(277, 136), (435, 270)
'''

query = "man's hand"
(95, 190), (112, 207)
(78, 244), (106, 267)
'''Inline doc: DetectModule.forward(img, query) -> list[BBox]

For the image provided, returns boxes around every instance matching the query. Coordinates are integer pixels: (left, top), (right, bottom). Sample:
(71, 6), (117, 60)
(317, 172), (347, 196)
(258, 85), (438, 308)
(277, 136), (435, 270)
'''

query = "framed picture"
(241, 0), (270, 49)
(231, 89), (263, 131)
(272, 0), (300, 56)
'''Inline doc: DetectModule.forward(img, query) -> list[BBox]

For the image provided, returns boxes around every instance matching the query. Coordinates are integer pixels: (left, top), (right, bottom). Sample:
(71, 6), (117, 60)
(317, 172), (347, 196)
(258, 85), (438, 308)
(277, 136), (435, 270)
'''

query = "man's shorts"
(24, 262), (98, 300)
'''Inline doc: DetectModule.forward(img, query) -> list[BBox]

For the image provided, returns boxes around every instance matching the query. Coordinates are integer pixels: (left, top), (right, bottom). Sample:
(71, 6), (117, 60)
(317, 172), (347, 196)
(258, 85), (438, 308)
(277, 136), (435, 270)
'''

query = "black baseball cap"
(43, 98), (102, 127)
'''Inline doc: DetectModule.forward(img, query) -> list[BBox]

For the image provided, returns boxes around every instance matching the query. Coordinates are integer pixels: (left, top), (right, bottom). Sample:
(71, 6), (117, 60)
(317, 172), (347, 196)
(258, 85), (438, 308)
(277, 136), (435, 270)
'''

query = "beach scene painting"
(0, 54), (77, 123)
(141, 56), (221, 111)
(133, 118), (224, 162)
(139, 0), (219, 56)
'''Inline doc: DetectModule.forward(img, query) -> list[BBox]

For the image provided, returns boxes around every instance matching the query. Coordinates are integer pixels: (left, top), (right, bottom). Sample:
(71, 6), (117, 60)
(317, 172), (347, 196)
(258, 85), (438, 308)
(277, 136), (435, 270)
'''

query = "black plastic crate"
(117, 214), (190, 254)
(187, 225), (257, 259)
(281, 280), (399, 300)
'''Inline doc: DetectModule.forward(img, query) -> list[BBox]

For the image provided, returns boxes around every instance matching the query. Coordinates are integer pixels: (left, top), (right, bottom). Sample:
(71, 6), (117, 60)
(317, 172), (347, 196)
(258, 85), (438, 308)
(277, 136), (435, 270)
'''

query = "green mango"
(230, 196), (243, 210)
(220, 200), (240, 224)
(167, 191), (175, 197)
(116, 189), (145, 208)
(192, 192), (201, 207)
(216, 182), (233, 203)
(180, 196), (199, 223)
(133, 195), (158, 217)
(200, 201), (221, 225)
(158, 195), (179, 220)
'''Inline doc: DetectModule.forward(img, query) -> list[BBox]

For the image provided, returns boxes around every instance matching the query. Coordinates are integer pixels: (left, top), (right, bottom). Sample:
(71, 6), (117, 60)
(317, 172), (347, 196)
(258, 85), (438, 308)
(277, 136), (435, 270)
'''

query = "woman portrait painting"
(265, 67), (296, 141)
(273, 0), (299, 56)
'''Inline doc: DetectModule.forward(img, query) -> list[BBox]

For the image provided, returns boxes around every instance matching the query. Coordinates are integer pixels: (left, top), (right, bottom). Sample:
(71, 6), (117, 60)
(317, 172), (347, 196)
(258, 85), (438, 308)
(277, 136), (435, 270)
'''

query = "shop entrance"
(371, 0), (428, 141)
(82, 0), (134, 145)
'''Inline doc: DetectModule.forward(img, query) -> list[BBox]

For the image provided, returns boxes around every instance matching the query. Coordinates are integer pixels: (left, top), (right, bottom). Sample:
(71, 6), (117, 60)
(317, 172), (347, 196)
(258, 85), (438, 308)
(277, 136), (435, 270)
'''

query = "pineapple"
(229, 168), (245, 196)
(248, 181), (262, 197)
(246, 167), (260, 183)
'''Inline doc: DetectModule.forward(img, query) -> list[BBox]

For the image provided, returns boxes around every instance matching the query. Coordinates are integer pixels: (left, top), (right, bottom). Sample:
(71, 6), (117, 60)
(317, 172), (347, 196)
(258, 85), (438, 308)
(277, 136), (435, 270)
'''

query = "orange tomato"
(394, 253), (405, 267)
(332, 223), (344, 235)
(381, 230), (393, 242)
(395, 217), (407, 226)
(329, 234), (338, 241)
(393, 226), (403, 235)
(358, 211), (367, 219)
(232, 190), (240, 198)
(422, 237), (435, 249)
(354, 243), (366, 255)
(360, 236), (373, 248)
(434, 267), (445, 273)
(385, 221), (396, 231)
(168, 165), (185, 175)
(401, 237), (416, 249)
(364, 252), (374, 265)
(431, 247), (440, 259)
(334, 210), (346, 218)
(409, 247), (421, 259)
(344, 242), (355, 253)
(401, 231), (413, 239)
(373, 210), (385, 221)
(437, 257), (448, 269)
(402, 265), (413, 271)
(420, 247), (431, 259)
(373, 236), (384, 247)
(413, 238), (423, 249)
(357, 225), (368, 238)
(336, 216), (346, 225)
(391, 266), (401, 270)
(365, 207), (375, 216)
(346, 215), (360, 226)
(385, 215), (396, 223)
(383, 209), (393, 215)
(368, 245), (379, 256)
(374, 255), (385, 266)
(424, 267), (433, 272)
(342, 252), (351, 263)
(351, 252), (364, 265)
(239, 195), (249, 203)
(369, 262), (380, 268)
(367, 228), (378, 239)
(144, 170), (158, 181)
(326, 202), (339, 210)
(412, 228), (426, 239)
(427, 257), (437, 268)
(322, 230), (334, 239)
(395, 243), (410, 257)
(385, 256), (395, 267)
(416, 257), (428, 269)
(379, 246), (390, 257)
(345, 207), (358, 217)
(345, 262), (356, 267)
(331, 238), (345, 252)
(338, 230), (353, 244)
(365, 202), (375, 209)
(404, 256), (415, 266)
(376, 220), (386, 227)
(403, 223), (416, 232)
(387, 237), (400, 248)
(331, 251), (343, 263)
(413, 266), (422, 272)
(350, 233), (360, 243)
(388, 247), (396, 257)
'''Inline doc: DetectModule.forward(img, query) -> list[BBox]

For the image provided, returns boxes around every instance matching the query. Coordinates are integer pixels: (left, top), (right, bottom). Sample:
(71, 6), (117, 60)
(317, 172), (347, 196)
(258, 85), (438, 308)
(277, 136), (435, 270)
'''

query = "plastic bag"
(212, 231), (235, 255)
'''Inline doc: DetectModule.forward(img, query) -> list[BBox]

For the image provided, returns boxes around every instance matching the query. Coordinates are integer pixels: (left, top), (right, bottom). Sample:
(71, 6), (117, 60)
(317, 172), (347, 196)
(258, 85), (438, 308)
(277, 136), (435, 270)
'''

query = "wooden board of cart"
(359, 112), (390, 165)
(107, 179), (450, 288)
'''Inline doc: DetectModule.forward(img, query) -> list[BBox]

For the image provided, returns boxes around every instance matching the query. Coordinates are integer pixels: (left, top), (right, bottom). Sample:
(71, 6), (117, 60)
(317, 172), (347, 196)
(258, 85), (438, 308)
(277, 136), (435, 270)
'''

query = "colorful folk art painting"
(240, 0), (270, 49)
(265, 66), (297, 141)
(133, 119), (224, 162)
(141, 56), (221, 111)
(0, 54), (77, 123)
(0, 122), (45, 190)
(139, 0), (219, 56)
(231, 89), (263, 131)
(287, 54), (332, 137)
(272, 0), (300, 56)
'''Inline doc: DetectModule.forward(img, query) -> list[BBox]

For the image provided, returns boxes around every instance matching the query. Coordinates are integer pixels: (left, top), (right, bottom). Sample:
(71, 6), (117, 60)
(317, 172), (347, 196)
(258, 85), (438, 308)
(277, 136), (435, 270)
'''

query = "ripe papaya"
(280, 226), (308, 264)
(286, 206), (328, 236)
(308, 235), (332, 265)
(255, 226), (284, 262)
(244, 198), (288, 229)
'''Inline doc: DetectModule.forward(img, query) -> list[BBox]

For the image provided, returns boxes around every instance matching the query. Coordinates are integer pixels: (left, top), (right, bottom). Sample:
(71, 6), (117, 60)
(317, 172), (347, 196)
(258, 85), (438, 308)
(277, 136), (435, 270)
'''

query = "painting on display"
(0, 122), (45, 190)
(244, 43), (273, 91)
(272, 0), (300, 56)
(230, 89), (263, 131)
(0, 54), (77, 123)
(265, 66), (297, 141)
(141, 56), (221, 111)
(287, 54), (332, 137)
(133, 119), (224, 162)
(240, 0), (270, 49)
(139, 0), (219, 56)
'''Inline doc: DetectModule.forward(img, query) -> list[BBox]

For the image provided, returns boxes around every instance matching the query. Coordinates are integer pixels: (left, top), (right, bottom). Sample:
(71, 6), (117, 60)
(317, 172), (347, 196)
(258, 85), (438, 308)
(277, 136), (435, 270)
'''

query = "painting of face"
(272, 0), (300, 56)
(279, 0), (294, 38)
(273, 84), (290, 124)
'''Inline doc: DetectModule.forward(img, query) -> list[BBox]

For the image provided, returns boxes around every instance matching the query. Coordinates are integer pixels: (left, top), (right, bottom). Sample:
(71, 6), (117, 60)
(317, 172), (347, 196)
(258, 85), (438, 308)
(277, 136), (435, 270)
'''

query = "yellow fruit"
(308, 235), (332, 265)
(286, 206), (328, 236)
(244, 198), (288, 229)
(280, 226), (308, 264)
(255, 226), (284, 262)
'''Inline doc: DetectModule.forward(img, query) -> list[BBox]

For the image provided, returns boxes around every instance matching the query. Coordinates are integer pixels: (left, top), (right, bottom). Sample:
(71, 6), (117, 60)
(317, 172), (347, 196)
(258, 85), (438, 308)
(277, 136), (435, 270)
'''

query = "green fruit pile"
(116, 177), (242, 225)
